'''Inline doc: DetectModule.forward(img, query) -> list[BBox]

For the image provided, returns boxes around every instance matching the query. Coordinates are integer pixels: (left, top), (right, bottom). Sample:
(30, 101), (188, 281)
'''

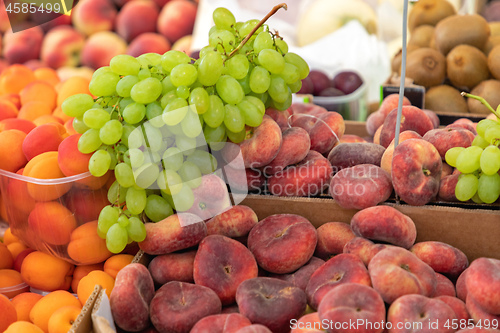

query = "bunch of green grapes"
(61, 5), (308, 253)
(445, 94), (500, 204)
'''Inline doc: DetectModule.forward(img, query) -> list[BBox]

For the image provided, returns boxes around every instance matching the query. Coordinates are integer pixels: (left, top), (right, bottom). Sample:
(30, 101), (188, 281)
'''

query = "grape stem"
(227, 3), (288, 59)
(461, 92), (500, 119)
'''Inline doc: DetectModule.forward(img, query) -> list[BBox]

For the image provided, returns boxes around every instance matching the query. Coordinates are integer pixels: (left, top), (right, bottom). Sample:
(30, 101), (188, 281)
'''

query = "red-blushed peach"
(368, 247), (437, 304)
(148, 249), (196, 285)
(222, 164), (266, 194)
(441, 162), (453, 178)
(65, 188), (109, 224)
(338, 134), (367, 145)
(447, 122), (477, 136)
(184, 174), (231, 221)
(0, 129), (27, 172)
(116, 1), (159, 42)
(194, 235), (259, 305)
(267, 256), (325, 291)
(267, 150), (333, 197)
(289, 104), (328, 133)
(387, 294), (456, 333)
(373, 125), (383, 145)
(434, 273), (457, 297)
(190, 313), (252, 333)
(40, 25), (85, 69)
(329, 164), (393, 210)
(343, 237), (392, 266)
(247, 214), (317, 274)
(456, 268), (469, 302)
(350, 205), (417, 249)
(314, 222), (356, 260)
(365, 110), (386, 137)
(465, 258), (500, 315)
(424, 109), (441, 129)
(391, 138), (442, 206)
(139, 213), (207, 255)
(157, 0), (197, 44)
(317, 283), (386, 333)
(438, 173), (460, 202)
(263, 127), (310, 175)
(0, 118), (36, 134)
(466, 295), (500, 324)
(327, 142), (386, 174)
(205, 205), (258, 238)
(410, 241), (469, 279)
(80, 31), (128, 70)
(290, 312), (324, 332)
(127, 33), (172, 58)
(110, 263), (155, 332)
(71, 0), (117, 36)
(150, 281), (222, 333)
(22, 122), (67, 160)
(236, 277), (307, 333)
(435, 296), (470, 322)
(378, 94), (412, 117)
(307, 111), (345, 155)
(2, 26), (44, 64)
(305, 253), (371, 310)
(423, 127), (474, 160)
(379, 105), (435, 148)
(171, 34), (192, 54)
(380, 130), (422, 176)
(265, 107), (292, 130)
(28, 201), (77, 246)
(235, 325), (273, 333)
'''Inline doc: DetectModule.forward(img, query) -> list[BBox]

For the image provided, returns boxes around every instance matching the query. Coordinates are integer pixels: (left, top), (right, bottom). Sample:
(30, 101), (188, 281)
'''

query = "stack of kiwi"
(391, 0), (500, 115)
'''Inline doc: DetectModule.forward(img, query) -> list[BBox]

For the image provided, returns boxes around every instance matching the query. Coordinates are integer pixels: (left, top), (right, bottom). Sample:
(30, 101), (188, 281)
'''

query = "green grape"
(189, 87), (210, 114)
(116, 75), (139, 98)
(203, 95), (225, 128)
(163, 98), (189, 126)
(89, 149), (111, 177)
(445, 147), (465, 168)
(117, 214), (129, 228)
(72, 117), (90, 134)
(197, 50), (224, 86)
(476, 119), (499, 138)
(107, 180), (128, 205)
(238, 99), (263, 127)
(213, 7), (235, 30)
(92, 66), (112, 79)
(175, 135), (197, 155)
(239, 19), (263, 37)
(134, 162), (160, 189)
(258, 49), (285, 74)
(145, 194), (173, 222)
(209, 29), (236, 52)
(126, 148), (145, 168)
(224, 103), (245, 133)
(167, 183), (194, 212)
(484, 124), (500, 144)
(272, 87), (292, 111)
(161, 50), (191, 72)
(244, 95), (266, 115)
(472, 134), (490, 149)
(119, 97), (134, 109)
(162, 147), (184, 171)
(170, 63), (197, 87)
(455, 173), (479, 201)
(123, 102), (146, 124)
(216, 75), (244, 104)
(478, 172), (500, 203)
(110, 54), (141, 76)
(268, 75), (289, 103)
(471, 192), (484, 204)
(106, 223), (128, 253)
(127, 217), (147, 242)
(142, 123), (163, 152)
(99, 119), (123, 145)
(253, 31), (274, 54)
(455, 146), (483, 174)
(225, 54), (249, 80)
(238, 72), (251, 95)
(126, 187), (147, 215)
(186, 149), (218, 174)
(178, 160), (202, 188)
(181, 107), (203, 138)
(146, 102), (164, 128)
(78, 128), (102, 154)
(274, 38), (288, 54)
(120, 124), (135, 147)
(288, 80), (302, 93)
(279, 63), (300, 84)
(284, 52), (310, 79)
(97, 205), (120, 239)
(204, 124), (227, 150)
(249, 66), (271, 94)
(105, 146), (118, 170)
(130, 77), (163, 104)
(480, 145), (500, 175)
(143, 149), (162, 164)
(176, 85), (190, 100)
(137, 52), (162, 67)
(62, 93), (95, 118)
(160, 90), (178, 109)
(198, 45), (214, 59)
(89, 72), (120, 96)
(115, 162), (135, 188)
(161, 76), (176, 94)
(157, 169), (183, 195)
(83, 108), (111, 129)
(226, 127), (246, 143)
(138, 68), (151, 80)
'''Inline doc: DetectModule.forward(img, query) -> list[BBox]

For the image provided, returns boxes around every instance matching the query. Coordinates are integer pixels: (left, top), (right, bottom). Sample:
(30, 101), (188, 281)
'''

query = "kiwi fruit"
(424, 85), (468, 113)
(446, 44), (490, 91)
(467, 79), (500, 114)
(483, 35), (500, 55)
(488, 44), (500, 79)
(489, 22), (500, 36)
(408, 25), (435, 48)
(408, 0), (456, 32)
(391, 44), (419, 74)
(403, 47), (446, 88)
(434, 14), (491, 55)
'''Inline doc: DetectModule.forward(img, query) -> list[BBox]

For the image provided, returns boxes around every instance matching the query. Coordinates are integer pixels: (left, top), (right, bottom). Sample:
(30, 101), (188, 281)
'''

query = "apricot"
(33, 115), (64, 127)
(70, 263), (104, 294)
(22, 122), (68, 161)
(17, 101), (53, 122)
(3, 228), (21, 245)
(77, 270), (115, 306)
(0, 294), (17, 332)
(21, 251), (75, 292)
(4, 321), (45, 333)
(0, 99), (18, 120)
(5, 169), (37, 215)
(0, 269), (29, 298)
(65, 188), (109, 224)
(68, 221), (112, 265)
(47, 305), (82, 333)
(0, 194), (7, 222)
(19, 80), (57, 111)
(0, 129), (28, 172)
(0, 242), (14, 269)
(0, 64), (36, 95)
(7, 241), (29, 261)
(51, 105), (72, 123)
(0, 93), (22, 109)
(28, 201), (77, 246)
(33, 67), (60, 87)
(11, 292), (43, 321)
(103, 254), (134, 279)
(0, 118), (36, 134)
(57, 134), (92, 176)
(56, 76), (92, 106)
(30, 290), (81, 333)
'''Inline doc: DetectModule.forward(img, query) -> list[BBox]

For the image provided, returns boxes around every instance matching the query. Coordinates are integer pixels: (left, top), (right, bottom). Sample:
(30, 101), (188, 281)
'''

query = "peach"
(351, 205), (417, 249)
(438, 173), (460, 202)
(149, 249), (197, 285)
(32, 10), (72, 32)
(0, 129), (27, 172)
(456, 268), (469, 302)
(150, 281), (222, 333)
(466, 296), (500, 323)
(265, 107), (292, 130)
(423, 127), (474, 160)
(392, 138), (442, 206)
(171, 34), (193, 54)
(0, 99), (18, 120)
(205, 205), (258, 239)
(28, 201), (77, 246)
(380, 130), (423, 176)
(71, 0), (117, 36)
(317, 283), (386, 333)
(2, 26), (43, 64)
(434, 272), (457, 297)
(289, 104), (328, 132)
(327, 142), (386, 174)
(65, 188), (109, 224)
(22, 122), (67, 161)
(368, 247), (437, 304)
(410, 241), (469, 279)
(424, 109), (441, 129)
(0, 118), (36, 134)
(190, 313), (252, 333)
(378, 93), (412, 117)
(435, 295), (470, 322)
(466, 258), (500, 315)
(40, 25), (86, 69)
(21, 251), (74, 291)
(80, 31), (128, 70)
(157, 0), (197, 44)
(441, 162), (453, 178)
(305, 253), (371, 310)
(235, 324), (273, 333)
(67, 221), (113, 265)
(185, 174), (231, 221)
(236, 277), (307, 333)
(116, 1), (159, 42)
(314, 222), (356, 260)
(307, 111), (345, 155)
(338, 134), (367, 144)
(267, 150), (333, 197)
(247, 214), (317, 274)
(365, 110), (385, 137)
(110, 263), (155, 332)
(127, 32), (172, 58)
(267, 256), (325, 291)
(139, 213), (207, 255)
(194, 235), (259, 305)
(262, 127), (310, 175)
(343, 237), (392, 266)
(329, 164), (393, 210)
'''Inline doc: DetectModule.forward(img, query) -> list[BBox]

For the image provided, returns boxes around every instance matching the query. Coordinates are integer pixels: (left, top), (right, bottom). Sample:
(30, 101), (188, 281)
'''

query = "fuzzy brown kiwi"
(446, 44), (490, 91)
(434, 14), (490, 55)
(408, 25), (435, 48)
(391, 44), (419, 74)
(487, 44), (500, 79)
(408, 0), (456, 32)
(403, 47), (446, 88)
(467, 79), (500, 114)
(424, 85), (468, 113)
(483, 35), (500, 55)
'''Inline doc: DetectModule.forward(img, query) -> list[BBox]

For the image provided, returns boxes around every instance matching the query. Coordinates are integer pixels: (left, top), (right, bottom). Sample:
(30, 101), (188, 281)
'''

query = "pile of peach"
(0, 228), (134, 333)
(106, 204), (500, 333)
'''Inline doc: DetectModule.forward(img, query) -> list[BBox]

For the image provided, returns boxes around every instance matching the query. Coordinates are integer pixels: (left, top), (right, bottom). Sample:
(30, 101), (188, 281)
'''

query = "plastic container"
(0, 282), (30, 299)
(311, 81), (368, 121)
(0, 169), (109, 265)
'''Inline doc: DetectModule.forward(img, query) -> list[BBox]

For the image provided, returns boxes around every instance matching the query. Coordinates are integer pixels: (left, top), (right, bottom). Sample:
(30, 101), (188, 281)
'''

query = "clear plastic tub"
(312, 82), (369, 121)
(0, 282), (30, 299)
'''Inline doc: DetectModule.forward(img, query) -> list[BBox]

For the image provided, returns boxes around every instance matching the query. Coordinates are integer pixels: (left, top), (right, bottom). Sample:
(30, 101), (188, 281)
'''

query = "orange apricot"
(4, 321), (45, 333)
(5, 169), (37, 216)
(63, 118), (78, 136)
(0, 93), (22, 109)
(0, 99), (18, 121)
(30, 290), (81, 333)
(6, 241), (28, 261)
(33, 67), (60, 87)
(0, 64), (36, 95)
(0, 129), (28, 172)
(47, 305), (82, 333)
(33, 115), (64, 127)
(67, 221), (112, 265)
(103, 254), (134, 279)
(19, 80), (57, 111)
(70, 263), (104, 294)
(11, 292), (43, 321)
(28, 201), (77, 246)
(0, 242), (14, 269)
(77, 270), (114, 306)
(3, 228), (20, 246)
(0, 118), (36, 134)
(56, 76), (92, 106)
(17, 101), (53, 122)
(22, 122), (68, 161)
(21, 251), (75, 292)
(56, 134), (92, 176)
(0, 193), (7, 222)
(0, 294), (17, 332)
(51, 105), (72, 123)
